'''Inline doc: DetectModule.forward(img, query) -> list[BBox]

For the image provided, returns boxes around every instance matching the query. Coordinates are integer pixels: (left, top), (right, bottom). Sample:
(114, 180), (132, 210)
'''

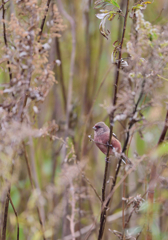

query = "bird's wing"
(99, 131), (112, 146)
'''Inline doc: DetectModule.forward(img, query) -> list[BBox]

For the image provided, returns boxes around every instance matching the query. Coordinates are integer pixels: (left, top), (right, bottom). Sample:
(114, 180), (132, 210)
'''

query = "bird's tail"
(121, 156), (126, 164)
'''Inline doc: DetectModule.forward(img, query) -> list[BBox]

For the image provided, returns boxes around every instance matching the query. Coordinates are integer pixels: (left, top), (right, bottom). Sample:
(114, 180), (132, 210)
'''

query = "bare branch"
(61, 210), (129, 240)
(55, 37), (67, 111)
(158, 109), (168, 144)
(23, 143), (46, 240)
(2, 189), (10, 240)
(7, 193), (19, 240)
(98, 1), (130, 239)
(81, 172), (102, 203)
(0, 0), (9, 10)
(38, 0), (52, 41)
(2, 0), (12, 84)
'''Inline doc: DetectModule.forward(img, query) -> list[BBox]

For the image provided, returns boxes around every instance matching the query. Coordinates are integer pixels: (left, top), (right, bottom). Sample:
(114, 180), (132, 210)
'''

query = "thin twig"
(110, 181), (142, 214)
(2, 0), (12, 84)
(103, 155), (145, 213)
(1, 151), (16, 240)
(2, 188), (10, 240)
(0, 0), (9, 10)
(23, 142), (34, 188)
(124, 206), (136, 229)
(79, 155), (145, 240)
(38, 0), (52, 41)
(55, 37), (67, 111)
(7, 193), (19, 240)
(60, 210), (129, 240)
(81, 172), (102, 203)
(97, 1), (130, 240)
(51, 143), (63, 183)
(28, 136), (40, 189)
(76, 160), (102, 203)
(83, 177), (98, 240)
(158, 109), (168, 144)
(23, 142), (46, 240)
(122, 79), (146, 153)
(136, 228), (143, 240)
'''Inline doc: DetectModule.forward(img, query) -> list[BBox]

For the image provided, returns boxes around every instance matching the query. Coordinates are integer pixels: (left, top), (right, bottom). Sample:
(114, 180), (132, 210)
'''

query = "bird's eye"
(96, 126), (101, 129)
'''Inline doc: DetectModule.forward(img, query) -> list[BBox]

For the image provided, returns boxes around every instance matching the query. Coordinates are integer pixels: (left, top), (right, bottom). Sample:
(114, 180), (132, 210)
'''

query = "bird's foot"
(106, 142), (113, 148)
(105, 157), (111, 163)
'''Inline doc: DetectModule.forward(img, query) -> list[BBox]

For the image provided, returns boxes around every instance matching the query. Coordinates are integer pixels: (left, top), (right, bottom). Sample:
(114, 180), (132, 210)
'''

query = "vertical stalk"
(97, 1), (130, 240)
(2, 0), (12, 84)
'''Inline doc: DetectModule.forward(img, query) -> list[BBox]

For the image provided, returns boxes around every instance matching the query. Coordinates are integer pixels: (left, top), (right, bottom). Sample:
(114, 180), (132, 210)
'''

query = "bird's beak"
(92, 126), (96, 130)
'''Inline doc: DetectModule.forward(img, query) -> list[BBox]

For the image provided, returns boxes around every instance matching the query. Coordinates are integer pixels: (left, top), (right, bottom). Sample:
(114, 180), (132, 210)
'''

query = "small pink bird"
(93, 122), (131, 165)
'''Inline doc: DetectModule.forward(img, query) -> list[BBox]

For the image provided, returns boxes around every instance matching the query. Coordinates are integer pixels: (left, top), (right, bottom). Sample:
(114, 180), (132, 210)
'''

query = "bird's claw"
(106, 142), (113, 148)
(105, 157), (111, 163)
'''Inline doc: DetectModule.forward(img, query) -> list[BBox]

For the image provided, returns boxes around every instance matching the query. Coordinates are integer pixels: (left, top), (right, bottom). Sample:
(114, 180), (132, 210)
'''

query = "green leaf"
(132, 4), (142, 10)
(108, 13), (115, 21)
(132, 1), (151, 10)
(153, 32), (158, 40)
(110, 0), (120, 9)
(143, 1), (152, 4)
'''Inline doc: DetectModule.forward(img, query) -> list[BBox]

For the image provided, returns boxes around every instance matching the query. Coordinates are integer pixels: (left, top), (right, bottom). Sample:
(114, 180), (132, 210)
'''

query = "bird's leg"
(105, 142), (113, 163)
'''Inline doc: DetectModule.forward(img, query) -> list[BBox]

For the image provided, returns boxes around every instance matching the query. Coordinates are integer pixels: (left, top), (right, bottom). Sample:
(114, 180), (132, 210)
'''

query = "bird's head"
(93, 122), (118, 138)
(93, 122), (109, 135)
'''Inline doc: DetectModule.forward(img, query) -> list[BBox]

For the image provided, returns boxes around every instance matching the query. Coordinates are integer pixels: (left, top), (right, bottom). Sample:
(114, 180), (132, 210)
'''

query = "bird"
(92, 122), (132, 165)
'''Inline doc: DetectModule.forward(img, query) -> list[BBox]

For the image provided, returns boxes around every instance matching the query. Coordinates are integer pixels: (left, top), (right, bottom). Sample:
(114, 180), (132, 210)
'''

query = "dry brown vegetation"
(0, 0), (168, 240)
